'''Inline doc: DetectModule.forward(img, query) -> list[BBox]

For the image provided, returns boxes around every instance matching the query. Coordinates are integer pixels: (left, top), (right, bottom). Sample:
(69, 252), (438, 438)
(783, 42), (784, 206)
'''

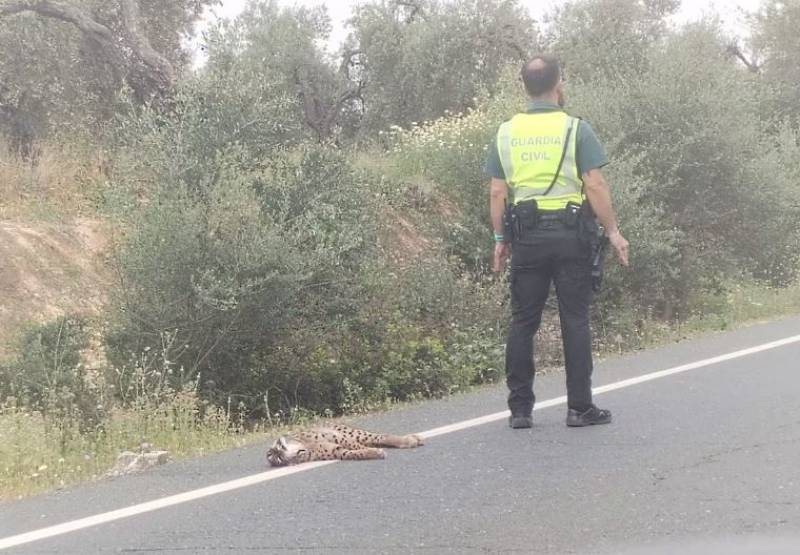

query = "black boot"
(509, 414), (533, 429)
(566, 405), (612, 427)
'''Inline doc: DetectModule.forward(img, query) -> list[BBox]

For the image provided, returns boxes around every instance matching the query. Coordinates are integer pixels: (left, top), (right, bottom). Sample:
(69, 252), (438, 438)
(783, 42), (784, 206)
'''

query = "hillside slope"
(0, 219), (109, 357)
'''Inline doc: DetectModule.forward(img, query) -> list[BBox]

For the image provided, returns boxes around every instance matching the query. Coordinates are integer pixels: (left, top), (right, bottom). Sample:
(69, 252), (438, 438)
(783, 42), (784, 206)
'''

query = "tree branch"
(0, 1), (116, 42)
(295, 63), (365, 142)
(727, 43), (760, 74)
(395, 0), (423, 23)
(339, 48), (362, 78)
(0, 0), (176, 101)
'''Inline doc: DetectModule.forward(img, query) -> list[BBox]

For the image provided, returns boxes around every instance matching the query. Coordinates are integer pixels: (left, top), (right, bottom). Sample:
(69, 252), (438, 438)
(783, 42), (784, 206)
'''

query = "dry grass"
(0, 142), (105, 221)
(0, 393), (265, 501)
(592, 280), (800, 358)
(683, 280), (800, 333)
(0, 143), (110, 357)
(0, 219), (110, 359)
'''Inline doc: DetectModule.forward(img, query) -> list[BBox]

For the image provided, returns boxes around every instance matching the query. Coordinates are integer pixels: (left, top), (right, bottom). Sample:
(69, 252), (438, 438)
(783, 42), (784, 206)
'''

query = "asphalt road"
(2, 316), (800, 554)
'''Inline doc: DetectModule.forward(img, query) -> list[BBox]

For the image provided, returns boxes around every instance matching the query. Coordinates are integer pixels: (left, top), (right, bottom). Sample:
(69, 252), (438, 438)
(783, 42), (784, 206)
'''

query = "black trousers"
(506, 221), (595, 415)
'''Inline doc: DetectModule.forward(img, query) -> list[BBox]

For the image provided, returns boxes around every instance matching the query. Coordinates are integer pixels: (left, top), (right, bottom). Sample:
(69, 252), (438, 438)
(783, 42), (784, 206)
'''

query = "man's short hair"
(521, 55), (562, 97)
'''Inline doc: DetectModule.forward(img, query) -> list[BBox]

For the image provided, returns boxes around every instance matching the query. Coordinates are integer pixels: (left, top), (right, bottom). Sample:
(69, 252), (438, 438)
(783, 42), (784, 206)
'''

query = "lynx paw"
(406, 434), (424, 447)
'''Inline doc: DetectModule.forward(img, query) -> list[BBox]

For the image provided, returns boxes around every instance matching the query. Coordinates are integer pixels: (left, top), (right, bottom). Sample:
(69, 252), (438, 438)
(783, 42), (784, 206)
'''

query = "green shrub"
(105, 65), (510, 418)
(105, 143), (380, 409)
(386, 104), (509, 273)
(0, 317), (98, 424)
(568, 25), (800, 309)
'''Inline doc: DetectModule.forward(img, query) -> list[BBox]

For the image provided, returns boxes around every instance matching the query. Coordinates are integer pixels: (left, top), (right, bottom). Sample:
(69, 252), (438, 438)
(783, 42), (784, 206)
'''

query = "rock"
(108, 449), (170, 477)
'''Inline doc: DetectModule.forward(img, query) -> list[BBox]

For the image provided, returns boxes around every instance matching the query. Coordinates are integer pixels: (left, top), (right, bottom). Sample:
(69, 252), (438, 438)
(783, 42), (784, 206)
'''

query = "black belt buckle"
(564, 201), (581, 228)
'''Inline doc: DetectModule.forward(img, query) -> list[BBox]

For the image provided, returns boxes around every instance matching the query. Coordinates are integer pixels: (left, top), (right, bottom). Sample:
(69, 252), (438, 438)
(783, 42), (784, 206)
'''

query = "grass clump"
(0, 141), (103, 222)
(0, 319), (262, 500)
(0, 393), (258, 500)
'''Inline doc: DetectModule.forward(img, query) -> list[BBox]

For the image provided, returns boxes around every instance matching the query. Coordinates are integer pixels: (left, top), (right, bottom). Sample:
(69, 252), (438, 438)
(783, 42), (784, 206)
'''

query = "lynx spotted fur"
(266, 425), (424, 466)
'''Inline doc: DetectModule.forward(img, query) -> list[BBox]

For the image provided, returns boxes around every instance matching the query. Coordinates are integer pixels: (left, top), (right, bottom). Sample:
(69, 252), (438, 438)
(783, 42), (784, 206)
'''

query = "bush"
(0, 317), (99, 426)
(386, 104), (508, 272)
(255, 319), (504, 417)
(103, 58), (513, 418)
(106, 143), (380, 409)
(569, 25), (800, 310)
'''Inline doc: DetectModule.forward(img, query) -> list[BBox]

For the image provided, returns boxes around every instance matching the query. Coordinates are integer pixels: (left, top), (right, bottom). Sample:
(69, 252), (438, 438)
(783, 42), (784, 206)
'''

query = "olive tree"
(347, 0), (538, 135)
(750, 0), (800, 124)
(203, 0), (363, 143)
(0, 0), (214, 153)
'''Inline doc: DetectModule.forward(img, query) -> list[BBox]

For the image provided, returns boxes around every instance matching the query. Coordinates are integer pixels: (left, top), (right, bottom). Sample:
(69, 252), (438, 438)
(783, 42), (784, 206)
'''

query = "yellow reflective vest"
(496, 111), (583, 211)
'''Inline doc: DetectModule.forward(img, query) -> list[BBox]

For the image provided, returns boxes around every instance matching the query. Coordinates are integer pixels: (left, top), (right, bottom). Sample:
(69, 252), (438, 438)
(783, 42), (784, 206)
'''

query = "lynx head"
(266, 436), (307, 467)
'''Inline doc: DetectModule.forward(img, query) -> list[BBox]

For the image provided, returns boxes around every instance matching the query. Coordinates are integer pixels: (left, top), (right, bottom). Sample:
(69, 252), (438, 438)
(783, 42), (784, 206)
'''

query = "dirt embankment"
(0, 218), (110, 358)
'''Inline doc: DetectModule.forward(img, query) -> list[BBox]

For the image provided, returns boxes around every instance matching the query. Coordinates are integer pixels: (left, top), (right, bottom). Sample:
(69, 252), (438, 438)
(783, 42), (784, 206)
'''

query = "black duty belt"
(537, 210), (568, 222)
(508, 201), (584, 239)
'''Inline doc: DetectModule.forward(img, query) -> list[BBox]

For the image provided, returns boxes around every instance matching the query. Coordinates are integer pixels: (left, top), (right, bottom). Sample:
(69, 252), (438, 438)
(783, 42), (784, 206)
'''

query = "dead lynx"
(266, 424), (424, 466)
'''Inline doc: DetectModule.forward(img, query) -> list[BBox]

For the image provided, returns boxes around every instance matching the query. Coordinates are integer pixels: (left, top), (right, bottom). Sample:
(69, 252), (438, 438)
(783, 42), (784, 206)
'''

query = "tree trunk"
(0, 0), (176, 103)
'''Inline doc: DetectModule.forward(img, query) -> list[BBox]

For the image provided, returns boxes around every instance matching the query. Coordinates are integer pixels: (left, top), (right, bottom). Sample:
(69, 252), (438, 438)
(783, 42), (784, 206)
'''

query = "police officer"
(485, 54), (630, 429)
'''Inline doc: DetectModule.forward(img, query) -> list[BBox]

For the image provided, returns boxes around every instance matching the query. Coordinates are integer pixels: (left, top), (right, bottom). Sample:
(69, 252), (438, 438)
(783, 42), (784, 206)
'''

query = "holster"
(577, 202), (601, 248)
(504, 199), (539, 243)
(578, 203), (608, 292)
(591, 235), (610, 293)
(502, 204), (518, 243)
(564, 201), (581, 228)
(514, 199), (539, 235)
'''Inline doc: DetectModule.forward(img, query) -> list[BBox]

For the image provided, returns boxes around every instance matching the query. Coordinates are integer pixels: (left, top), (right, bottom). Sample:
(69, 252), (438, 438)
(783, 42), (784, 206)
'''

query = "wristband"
(493, 232), (505, 243)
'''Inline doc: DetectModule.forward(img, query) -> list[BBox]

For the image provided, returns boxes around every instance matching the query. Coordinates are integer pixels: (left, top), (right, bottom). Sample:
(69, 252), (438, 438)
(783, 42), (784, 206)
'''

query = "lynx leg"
(336, 446), (386, 461)
(370, 433), (425, 449)
(298, 442), (344, 462)
(330, 425), (424, 449)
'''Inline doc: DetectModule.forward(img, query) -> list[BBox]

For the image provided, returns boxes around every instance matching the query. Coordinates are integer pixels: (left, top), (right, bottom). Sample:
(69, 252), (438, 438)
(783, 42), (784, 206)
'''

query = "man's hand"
(493, 242), (510, 273)
(608, 230), (629, 267)
(582, 169), (629, 267)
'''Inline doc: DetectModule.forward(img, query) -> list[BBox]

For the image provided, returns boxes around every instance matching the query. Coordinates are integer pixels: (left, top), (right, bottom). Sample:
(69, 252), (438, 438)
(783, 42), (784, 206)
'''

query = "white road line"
(2, 332), (799, 551)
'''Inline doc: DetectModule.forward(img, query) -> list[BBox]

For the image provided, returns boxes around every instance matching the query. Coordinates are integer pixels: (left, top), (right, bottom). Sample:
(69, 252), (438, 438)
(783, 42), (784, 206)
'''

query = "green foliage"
(738, 124), (800, 284)
(102, 48), (515, 416)
(258, 320), (504, 416)
(569, 23), (800, 296)
(751, 0), (800, 125)
(348, 0), (538, 135)
(574, 22), (800, 300)
(548, 0), (680, 82)
(201, 0), (540, 142)
(110, 63), (300, 196)
(388, 15), (800, 323)
(106, 144), (377, 407)
(0, 0), (214, 150)
(0, 318), (95, 422)
(203, 0), (358, 141)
